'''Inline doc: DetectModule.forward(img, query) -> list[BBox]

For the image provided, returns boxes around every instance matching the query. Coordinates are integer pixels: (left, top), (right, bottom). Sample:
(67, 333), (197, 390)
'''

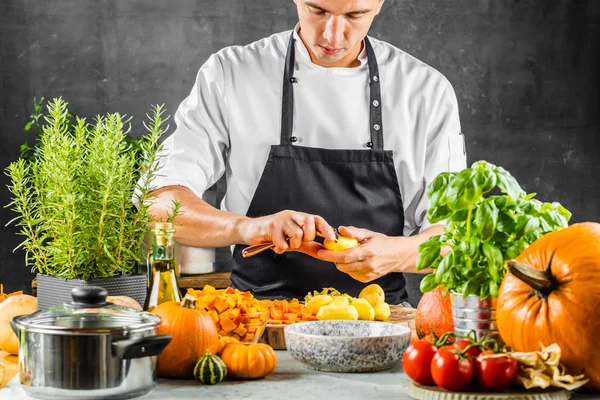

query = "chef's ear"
(375, 0), (385, 15)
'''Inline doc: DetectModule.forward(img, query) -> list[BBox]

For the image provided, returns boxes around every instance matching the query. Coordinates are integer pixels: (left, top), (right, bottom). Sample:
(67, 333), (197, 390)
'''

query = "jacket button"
(290, 136), (298, 143)
(366, 142), (373, 148)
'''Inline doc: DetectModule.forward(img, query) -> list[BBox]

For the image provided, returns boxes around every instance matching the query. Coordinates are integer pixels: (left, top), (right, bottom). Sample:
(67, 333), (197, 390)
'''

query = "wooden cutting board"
(408, 382), (571, 400)
(259, 305), (416, 350)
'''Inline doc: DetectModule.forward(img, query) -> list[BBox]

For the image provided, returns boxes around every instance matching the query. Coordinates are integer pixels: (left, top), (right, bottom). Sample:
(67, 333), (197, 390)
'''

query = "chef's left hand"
(315, 226), (416, 283)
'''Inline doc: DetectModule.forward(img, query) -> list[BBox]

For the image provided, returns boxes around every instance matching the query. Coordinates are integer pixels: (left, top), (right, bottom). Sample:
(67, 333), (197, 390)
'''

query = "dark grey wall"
(1, 0), (598, 294)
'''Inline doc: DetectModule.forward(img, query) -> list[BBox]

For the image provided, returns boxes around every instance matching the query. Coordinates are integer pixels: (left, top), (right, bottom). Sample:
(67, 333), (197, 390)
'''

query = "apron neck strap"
(280, 32), (384, 150)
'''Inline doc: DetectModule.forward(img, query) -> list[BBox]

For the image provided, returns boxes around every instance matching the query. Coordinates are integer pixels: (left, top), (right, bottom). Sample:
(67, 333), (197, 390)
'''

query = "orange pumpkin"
(106, 295), (142, 310)
(219, 342), (277, 379)
(497, 222), (600, 391)
(415, 286), (454, 339)
(152, 295), (220, 379)
(218, 335), (240, 355)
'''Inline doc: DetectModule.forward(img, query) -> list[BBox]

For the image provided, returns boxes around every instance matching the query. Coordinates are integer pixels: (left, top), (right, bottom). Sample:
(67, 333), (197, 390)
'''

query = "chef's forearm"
(148, 185), (249, 247)
(394, 224), (445, 274)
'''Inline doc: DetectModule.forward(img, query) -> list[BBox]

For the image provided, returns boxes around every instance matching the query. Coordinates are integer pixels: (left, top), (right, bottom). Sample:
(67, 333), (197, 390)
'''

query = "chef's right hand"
(237, 210), (337, 255)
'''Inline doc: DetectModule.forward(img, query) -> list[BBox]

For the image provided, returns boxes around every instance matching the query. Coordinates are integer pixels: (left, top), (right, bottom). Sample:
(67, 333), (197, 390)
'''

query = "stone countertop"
(2, 351), (598, 400)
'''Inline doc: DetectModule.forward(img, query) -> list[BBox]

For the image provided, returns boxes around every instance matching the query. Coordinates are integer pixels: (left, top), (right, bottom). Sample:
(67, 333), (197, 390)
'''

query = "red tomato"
(453, 339), (482, 358)
(431, 346), (475, 391)
(476, 351), (518, 391)
(402, 338), (438, 385)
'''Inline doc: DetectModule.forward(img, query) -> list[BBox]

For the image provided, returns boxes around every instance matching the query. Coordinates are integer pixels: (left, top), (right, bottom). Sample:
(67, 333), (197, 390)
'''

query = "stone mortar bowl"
(284, 320), (411, 373)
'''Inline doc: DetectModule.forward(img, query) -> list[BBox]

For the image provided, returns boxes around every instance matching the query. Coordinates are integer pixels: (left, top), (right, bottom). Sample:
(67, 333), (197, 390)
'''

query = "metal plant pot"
(451, 293), (500, 341)
(11, 286), (171, 400)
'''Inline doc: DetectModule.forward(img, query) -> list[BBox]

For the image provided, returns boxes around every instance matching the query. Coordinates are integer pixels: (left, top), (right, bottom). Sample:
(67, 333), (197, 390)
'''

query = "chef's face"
(294, 0), (384, 68)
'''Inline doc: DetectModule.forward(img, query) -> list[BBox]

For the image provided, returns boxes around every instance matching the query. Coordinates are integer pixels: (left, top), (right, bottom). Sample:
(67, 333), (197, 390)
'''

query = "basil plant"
(416, 160), (571, 299)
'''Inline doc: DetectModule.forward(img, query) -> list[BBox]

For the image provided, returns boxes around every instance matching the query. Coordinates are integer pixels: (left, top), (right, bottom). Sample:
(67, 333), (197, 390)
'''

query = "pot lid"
(15, 286), (161, 333)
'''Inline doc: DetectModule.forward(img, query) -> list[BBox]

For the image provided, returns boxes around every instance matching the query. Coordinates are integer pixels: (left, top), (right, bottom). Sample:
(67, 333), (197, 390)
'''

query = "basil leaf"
(416, 237), (442, 270)
(427, 204), (453, 223)
(462, 280), (479, 298)
(435, 252), (454, 283)
(489, 281), (499, 298)
(446, 169), (480, 211)
(474, 199), (498, 241)
(495, 166), (524, 205)
(506, 241), (527, 259)
(420, 273), (438, 293)
(482, 242), (503, 281)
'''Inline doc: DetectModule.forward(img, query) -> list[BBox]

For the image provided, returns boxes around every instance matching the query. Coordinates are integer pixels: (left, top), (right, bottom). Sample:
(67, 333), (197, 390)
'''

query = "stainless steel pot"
(11, 286), (171, 400)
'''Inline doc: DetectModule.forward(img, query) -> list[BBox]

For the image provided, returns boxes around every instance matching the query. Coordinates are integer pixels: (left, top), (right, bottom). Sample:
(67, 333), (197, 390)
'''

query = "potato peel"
(481, 343), (588, 391)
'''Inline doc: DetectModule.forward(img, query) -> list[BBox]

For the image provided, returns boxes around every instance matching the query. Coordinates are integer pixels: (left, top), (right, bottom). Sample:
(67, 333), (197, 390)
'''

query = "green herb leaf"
(474, 199), (498, 241)
(420, 273), (439, 293)
(416, 236), (442, 271)
(495, 166), (524, 205)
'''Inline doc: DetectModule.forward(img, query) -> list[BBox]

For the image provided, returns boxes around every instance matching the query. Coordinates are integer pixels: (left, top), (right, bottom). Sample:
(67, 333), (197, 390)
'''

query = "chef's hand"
(315, 226), (416, 283)
(238, 210), (337, 254)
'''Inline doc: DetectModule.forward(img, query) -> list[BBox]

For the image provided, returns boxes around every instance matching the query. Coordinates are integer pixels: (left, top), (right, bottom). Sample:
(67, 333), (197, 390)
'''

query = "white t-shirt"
(152, 28), (467, 236)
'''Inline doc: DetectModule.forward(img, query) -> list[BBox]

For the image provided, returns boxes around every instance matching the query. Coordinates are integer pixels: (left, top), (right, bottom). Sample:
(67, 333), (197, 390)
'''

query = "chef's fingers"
(338, 225), (373, 242)
(283, 220), (304, 249)
(271, 228), (289, 254)
(294, 241), (326, 258)
(315, 247), (362, 264)
(291, 214), (316, 242)
(335, 261), (379, 283)
(313, 215), (337, 242)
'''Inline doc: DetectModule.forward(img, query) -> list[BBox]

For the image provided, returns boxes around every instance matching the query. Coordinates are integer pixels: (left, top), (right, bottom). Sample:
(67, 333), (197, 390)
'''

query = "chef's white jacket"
(152, 27), (467, 236)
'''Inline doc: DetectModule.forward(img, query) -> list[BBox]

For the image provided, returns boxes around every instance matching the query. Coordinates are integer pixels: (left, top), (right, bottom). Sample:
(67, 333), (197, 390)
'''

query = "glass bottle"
(144, 222), (181, 311)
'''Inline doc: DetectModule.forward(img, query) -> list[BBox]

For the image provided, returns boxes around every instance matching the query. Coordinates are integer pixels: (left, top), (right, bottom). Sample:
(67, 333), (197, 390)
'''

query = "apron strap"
(280, 32), (384, 151)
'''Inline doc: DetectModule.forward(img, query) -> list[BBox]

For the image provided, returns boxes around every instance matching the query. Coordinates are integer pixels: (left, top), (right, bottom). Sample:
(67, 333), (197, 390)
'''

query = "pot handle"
(112, 334), (172, 360)
(10, 317), (19, 336)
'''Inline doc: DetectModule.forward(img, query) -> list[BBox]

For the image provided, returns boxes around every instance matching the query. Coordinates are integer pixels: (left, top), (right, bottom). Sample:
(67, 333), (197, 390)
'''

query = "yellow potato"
(306, 294), (333, 315)
(330, 296), (350, 306)
(323, 235), (358, 251)
(351, 298), (375, 321)
(358, 284), (385, 306)
(316, 304), (359, 321)
(374, 301), (391, 321)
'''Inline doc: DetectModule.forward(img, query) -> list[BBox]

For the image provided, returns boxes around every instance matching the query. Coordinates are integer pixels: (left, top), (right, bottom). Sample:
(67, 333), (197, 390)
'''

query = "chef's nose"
(323, 15), (345, 47)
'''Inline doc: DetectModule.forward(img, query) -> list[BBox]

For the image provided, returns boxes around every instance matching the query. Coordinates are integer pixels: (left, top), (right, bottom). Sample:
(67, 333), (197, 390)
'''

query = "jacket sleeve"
(412, 79), (467, 234)
(150, 53), (230, 200)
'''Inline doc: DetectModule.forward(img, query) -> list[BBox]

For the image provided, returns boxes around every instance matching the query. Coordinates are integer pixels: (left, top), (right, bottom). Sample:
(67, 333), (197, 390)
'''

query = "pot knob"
(68, 286), (109, 308)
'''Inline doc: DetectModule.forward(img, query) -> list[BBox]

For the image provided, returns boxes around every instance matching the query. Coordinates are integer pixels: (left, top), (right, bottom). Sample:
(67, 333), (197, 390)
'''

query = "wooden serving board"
(259, 305), (416, 350)
(408, 382), (571, 400)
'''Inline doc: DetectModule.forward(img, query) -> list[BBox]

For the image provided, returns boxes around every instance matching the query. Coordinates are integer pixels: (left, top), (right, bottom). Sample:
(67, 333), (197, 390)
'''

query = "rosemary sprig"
(5, 98), (168, 280)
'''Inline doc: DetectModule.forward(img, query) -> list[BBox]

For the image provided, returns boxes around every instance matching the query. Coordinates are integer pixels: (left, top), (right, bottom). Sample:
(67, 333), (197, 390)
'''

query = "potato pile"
(304, 284), (390, 321)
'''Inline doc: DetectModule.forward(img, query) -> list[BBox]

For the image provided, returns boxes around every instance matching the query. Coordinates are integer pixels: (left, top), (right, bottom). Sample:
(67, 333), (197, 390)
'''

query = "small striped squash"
(194, 350), (227, 385)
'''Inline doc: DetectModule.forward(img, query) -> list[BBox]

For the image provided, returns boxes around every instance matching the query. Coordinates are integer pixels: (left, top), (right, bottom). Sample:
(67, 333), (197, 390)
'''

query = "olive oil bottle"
(144, 222), (181, 311)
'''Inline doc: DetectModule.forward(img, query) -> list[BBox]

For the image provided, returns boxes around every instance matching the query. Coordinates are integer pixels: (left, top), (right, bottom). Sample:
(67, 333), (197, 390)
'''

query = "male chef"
(148, 0), (467, 305)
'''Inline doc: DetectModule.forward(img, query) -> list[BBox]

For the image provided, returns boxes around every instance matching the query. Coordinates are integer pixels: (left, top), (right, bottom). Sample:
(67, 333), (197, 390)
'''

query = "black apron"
(231, 33), (407, 305)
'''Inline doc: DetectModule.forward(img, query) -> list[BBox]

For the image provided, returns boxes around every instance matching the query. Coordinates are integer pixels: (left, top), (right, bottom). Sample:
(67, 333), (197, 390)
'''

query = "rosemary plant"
(5, 98), (168, 280)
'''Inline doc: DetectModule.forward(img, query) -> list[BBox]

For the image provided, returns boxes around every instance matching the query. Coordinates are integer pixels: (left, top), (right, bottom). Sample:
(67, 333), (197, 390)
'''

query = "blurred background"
(1, 0), (598, 300)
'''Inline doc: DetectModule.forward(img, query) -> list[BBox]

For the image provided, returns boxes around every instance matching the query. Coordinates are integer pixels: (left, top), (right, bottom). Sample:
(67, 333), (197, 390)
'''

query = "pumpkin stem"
(181, 294), (197, 309)
(506, 260), (559, 300)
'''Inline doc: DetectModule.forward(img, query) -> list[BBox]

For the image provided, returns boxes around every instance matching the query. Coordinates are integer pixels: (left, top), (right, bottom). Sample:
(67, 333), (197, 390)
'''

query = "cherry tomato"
(476, 350), (518, 391)
(431, 345), (475, 391)
(453, 339), (482, 358)
(402, 338), (438, 385)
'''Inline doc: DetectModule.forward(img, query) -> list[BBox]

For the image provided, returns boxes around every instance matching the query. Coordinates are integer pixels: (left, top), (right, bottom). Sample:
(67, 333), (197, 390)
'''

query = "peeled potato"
(323, 235), (358, 251)
(374, 301), (391, 321)
(306, 295), (333, 315)
(351, 298), (375, 321)
(359, 284), (385, 306)
(316, 304), (359, 320)
(330, 296), (350, 306)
